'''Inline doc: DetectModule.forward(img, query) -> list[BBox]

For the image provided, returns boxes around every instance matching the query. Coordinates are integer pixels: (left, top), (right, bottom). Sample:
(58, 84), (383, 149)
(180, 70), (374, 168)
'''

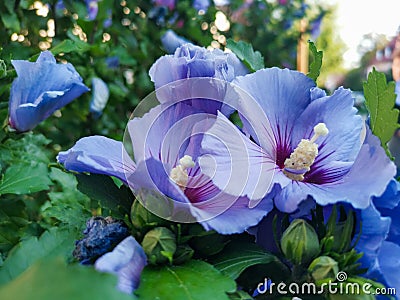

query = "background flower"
(95, 236), (147, 294)
(8, 51), (89, 132)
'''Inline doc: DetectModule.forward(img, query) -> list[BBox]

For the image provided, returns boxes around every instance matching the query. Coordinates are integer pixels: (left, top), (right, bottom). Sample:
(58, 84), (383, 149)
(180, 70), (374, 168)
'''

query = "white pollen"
(283, 123), (329, 181)
(170, 155), (195, 190)
(179, 155), (195, 169)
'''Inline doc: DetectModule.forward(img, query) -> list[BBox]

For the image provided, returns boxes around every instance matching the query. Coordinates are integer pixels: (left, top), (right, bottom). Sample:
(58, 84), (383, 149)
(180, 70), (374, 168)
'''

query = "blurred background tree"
(0, 0), (327, 153)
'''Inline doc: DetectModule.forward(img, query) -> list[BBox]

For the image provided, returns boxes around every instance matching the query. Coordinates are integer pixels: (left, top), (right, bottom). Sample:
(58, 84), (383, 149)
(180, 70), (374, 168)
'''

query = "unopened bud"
(280, 219), (320, 265)
(308, 255), (339, 284)
(141, 227), (176, 265)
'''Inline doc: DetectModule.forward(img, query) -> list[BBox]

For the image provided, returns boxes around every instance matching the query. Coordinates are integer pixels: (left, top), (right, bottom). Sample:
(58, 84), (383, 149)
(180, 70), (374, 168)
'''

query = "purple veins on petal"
(200, 67), (396, 213)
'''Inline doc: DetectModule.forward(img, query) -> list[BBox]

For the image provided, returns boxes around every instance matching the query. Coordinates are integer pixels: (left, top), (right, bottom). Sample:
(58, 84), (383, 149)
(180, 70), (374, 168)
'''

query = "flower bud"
(280, 219), (320, 265)
(141, 227), (176, 265)
(308, 255), (339, 284)
(130, 199), (169, 230)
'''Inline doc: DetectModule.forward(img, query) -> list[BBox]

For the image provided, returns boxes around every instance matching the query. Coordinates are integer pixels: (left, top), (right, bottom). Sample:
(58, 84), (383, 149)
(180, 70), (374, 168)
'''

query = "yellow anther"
(283, 123), (329, 181)
(170, 155), (195, 190)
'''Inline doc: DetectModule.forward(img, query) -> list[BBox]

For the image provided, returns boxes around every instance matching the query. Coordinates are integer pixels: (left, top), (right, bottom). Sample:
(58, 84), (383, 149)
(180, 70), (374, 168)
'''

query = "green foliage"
(226, 39), (264, 72)
(142, 227), (176, 265)
(363, 68), (400, 155)
(0, 257), (133, 300)
(0, 133), (51, 165)
(135, 260), (236, 300)
(0, 227), (80, 285)
(211, 239), (280, 280)
(41, 168), (91, 229)
(76, 173), (133, 219)
(0, 163), (52, 195)
(307, 41), (323, 82)
(0, 198), (29, 253)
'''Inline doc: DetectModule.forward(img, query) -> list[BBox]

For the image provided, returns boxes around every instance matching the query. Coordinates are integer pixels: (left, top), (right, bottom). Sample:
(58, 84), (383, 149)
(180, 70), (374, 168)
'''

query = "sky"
(328, 0), (400, 68)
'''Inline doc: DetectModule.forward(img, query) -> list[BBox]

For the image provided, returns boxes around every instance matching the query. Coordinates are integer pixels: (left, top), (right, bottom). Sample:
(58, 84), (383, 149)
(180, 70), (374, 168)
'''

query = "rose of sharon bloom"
(95, 236), (147, 294)
(149, 44), (248, 90)
(149, 44), (247, 116)
(200, 68), (396, 213)
(90, 77), (110, 118)
(8, 51), (89, 132)
(126, 102), (273, 234)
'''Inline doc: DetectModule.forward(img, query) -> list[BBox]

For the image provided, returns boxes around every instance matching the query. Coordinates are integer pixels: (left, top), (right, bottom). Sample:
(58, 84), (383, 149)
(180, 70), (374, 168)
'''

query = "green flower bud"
(130, 199), (168, 230)
(308, 255), (339, 284)
(280, 219), (320, 265)
(141, 227), (176, 265)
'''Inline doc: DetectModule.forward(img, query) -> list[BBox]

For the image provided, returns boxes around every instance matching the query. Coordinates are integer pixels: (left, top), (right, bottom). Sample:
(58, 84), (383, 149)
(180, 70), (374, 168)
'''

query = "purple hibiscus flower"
(8, 51), (89, 132)
(193, 0), (210, 12)
(200, 68), (396, 213)
(149, 44), (247, 116)
(58, 81), (272, 234)
(85, 0), (99, 20)
(125, 100), (273, 233)
(95, 236), (147, 294)
(149, 43), (248, 90)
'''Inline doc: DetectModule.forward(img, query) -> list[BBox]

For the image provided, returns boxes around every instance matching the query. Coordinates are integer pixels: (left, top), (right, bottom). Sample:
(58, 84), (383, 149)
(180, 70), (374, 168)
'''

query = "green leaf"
(0, 257), (133, 300)
(226, 39), (264, 72)
(1, 13), (20, 32)
(41, 168), (91, 229)
(135, 260), (236, 300)
(0, 198), (29, 253)
(228, 290), (254, 300)
(210, 240), (279, 280)
(0, 163), (52, 195)
(307, 41), (323, 82)
(363, 68), (400, 154)
(0, 133), (51, 166)
(76, 174), (133, 219)
(51, 39), (91, 55)
(0, 227), (79, 285)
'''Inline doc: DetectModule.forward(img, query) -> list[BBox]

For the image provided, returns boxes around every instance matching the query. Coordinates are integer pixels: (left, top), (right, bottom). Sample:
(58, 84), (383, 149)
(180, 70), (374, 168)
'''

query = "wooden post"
(297, 18), (308, 74)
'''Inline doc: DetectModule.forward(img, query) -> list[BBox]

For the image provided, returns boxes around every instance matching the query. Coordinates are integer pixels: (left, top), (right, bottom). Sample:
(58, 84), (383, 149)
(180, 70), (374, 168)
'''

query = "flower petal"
(191, 189), (273, 234)
(9, 51), (89, 132)
(274, 127), (396, 212)
(200, 112), (284, 202)
(95, 236), (147, 294)
(355, 204), (391, 272)
(293, 88), (363, 183)
(161, 30), (191, 54)
(127, 102), (214, 165)
(57, 135), (136, 184)
(129, 158), (197, 223)
(233, 68), (316, 164)
(376, 241), (400, 293)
